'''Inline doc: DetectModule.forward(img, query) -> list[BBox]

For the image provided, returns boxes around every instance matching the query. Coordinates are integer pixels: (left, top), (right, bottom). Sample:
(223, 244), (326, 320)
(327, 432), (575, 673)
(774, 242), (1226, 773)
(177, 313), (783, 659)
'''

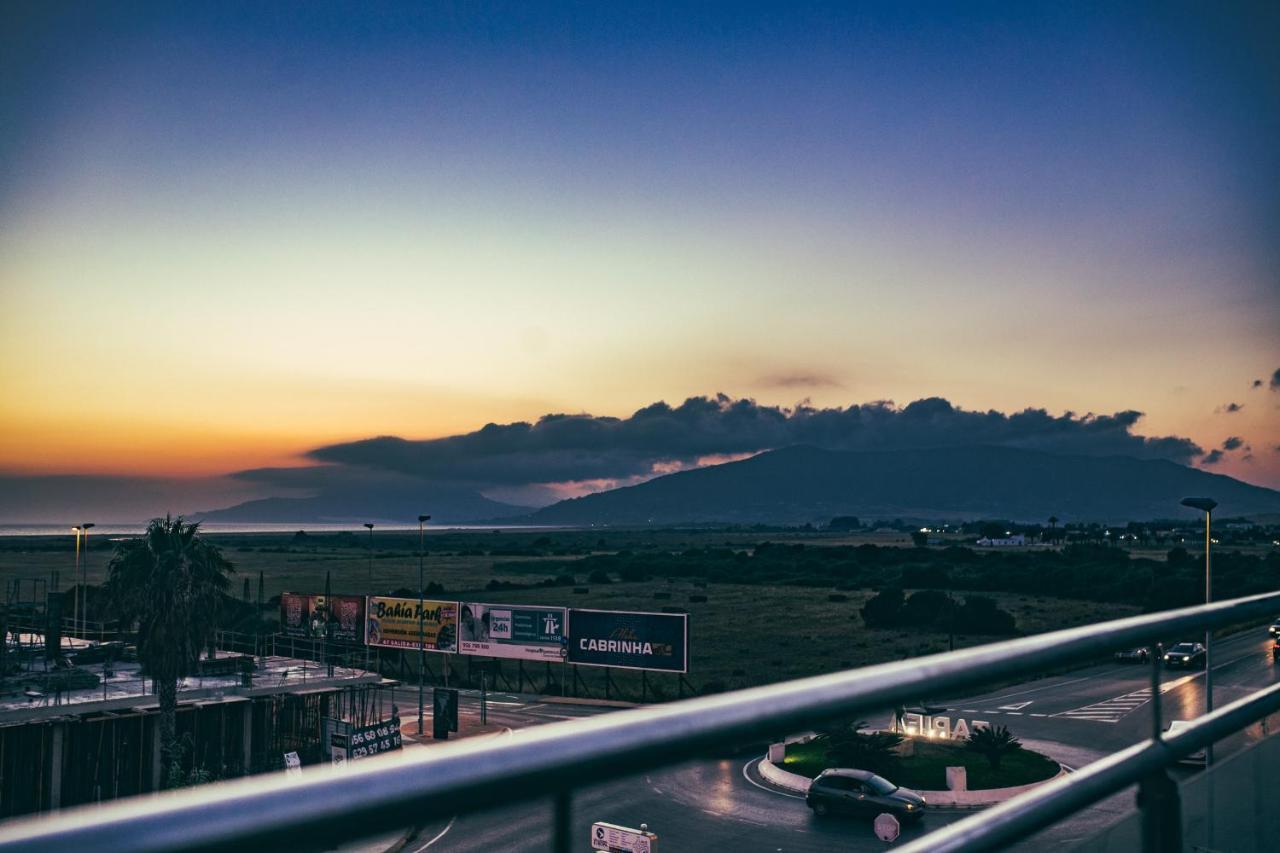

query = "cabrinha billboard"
(280, 593), (366, 643)
(364, 597), (458, 652)
(567, 609), (688, 673)
(458, 603), (568, 662)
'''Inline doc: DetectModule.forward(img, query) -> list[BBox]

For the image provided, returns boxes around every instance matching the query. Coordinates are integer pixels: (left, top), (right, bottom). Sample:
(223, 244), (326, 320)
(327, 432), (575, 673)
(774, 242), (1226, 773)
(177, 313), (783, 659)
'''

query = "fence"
(1, 589), (1278, 852)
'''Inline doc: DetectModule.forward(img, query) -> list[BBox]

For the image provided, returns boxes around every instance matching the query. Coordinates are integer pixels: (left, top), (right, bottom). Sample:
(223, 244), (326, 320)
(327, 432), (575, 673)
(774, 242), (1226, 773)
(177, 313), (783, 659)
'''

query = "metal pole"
(81, 523), (94, 641)
(418, 515), (428, 737)
(1203, 508), (1213, 766)
(73, 527), (81, 641)
(552, 789), (571, 853)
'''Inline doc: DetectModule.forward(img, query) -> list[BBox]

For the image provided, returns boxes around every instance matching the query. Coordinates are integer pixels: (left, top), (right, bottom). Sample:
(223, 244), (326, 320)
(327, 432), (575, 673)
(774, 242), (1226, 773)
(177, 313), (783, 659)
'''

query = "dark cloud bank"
(226, 396), (1208, 515)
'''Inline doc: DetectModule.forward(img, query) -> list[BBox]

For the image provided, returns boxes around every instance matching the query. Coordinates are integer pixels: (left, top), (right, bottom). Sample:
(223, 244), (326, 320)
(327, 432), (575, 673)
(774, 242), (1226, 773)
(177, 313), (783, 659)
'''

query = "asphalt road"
(384, 628), (1279, 852)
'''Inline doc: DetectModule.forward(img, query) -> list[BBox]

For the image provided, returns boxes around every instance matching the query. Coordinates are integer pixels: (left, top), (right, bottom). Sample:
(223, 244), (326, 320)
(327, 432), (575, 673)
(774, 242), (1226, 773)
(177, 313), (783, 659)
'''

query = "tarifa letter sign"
(567, 609), (688, 673)
(891, 712), (990, 741)
(458, 603), (568, 662)
(364, 597), (458, 652)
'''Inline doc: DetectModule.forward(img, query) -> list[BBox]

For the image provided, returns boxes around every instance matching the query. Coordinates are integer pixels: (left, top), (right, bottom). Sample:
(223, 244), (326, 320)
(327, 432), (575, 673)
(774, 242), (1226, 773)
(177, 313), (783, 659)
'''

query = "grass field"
(783, 737), (1060, 790)
(0, 530), (1140, 699)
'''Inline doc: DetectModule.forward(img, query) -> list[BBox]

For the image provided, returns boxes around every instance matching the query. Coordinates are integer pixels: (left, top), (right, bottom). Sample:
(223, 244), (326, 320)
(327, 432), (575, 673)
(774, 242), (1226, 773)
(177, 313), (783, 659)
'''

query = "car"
(806, 769), (926, 820)
(1114, 647), (1149, 663)
(1163, 642), (1206, 669)
(1269, 619), (1280, 638)
(1272, 639), (1279, 662)
(1164, 720), (1207, 764)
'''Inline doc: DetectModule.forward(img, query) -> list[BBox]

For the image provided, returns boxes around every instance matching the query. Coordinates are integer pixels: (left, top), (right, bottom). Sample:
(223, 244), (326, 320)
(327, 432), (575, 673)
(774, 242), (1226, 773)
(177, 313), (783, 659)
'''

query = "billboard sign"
(458, 603), (568, 662)
(591, 822), (656, 852)
(349, 716), (402, 761)
(365, 597), (458, 651)
(280, 593), (366, 643)
(567, 609), (688, 673)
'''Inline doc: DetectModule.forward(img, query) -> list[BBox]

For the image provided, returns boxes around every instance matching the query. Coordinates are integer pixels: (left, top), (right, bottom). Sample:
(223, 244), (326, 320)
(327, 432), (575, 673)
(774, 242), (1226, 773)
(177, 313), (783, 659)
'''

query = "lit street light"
(75, 523), (95, 640)
(1180, 496), (1216, 765)
(417, 514), (431, 736)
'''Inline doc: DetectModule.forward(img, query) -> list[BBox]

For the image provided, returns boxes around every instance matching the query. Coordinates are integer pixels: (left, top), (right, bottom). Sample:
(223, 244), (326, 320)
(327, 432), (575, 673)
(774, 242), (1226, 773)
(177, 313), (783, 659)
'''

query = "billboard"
(458, 603), (568, 662)
(365, 596), (458, 652)
(280, 593), (366, 643)
(567, 609), (688, 673)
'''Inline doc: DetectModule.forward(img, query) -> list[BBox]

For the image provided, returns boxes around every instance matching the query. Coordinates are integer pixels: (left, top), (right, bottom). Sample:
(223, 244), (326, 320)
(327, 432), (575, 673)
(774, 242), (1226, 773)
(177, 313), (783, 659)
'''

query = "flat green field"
(0, 529), (1144, 699)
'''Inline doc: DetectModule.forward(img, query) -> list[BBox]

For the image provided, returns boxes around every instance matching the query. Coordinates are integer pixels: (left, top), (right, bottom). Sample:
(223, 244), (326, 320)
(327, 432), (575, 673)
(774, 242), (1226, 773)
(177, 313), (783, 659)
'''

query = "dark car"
(1114, 647), (1149, 663)
(1163, 642), (1206, 669)
(806, 769), (926, 820)
(1269, 619), (1280, 638)
(1272, 639), (1279, 662)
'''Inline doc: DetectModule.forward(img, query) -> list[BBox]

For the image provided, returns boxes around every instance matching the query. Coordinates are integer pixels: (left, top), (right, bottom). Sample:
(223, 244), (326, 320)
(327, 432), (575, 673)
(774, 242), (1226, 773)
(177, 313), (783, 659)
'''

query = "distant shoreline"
(0, 523), (564, 538)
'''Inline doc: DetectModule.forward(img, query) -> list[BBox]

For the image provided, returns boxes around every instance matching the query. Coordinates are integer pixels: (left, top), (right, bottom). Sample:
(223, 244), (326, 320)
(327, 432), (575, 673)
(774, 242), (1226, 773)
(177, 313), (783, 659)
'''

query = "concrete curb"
(907, 765), (1068, 808)
(758, 756), (813, 794)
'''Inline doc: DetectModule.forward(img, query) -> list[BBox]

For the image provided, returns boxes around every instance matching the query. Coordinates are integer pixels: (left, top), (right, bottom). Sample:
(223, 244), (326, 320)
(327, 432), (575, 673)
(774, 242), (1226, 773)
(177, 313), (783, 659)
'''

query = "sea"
(0, 523), (553, 538)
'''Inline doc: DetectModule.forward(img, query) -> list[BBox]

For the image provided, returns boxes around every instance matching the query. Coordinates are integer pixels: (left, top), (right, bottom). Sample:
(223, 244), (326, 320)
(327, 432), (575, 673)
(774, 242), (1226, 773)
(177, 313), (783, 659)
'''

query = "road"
(382, 629), (1279, 852)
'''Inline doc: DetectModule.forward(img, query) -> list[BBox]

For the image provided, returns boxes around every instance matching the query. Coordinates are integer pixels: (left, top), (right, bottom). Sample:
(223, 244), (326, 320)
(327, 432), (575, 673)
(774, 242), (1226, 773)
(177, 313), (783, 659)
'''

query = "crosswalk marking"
(1054, 687), (1157, 723)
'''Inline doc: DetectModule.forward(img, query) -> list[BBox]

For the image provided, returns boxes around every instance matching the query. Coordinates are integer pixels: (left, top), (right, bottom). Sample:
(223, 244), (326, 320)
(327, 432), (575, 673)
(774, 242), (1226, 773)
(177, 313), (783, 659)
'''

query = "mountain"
(198, 485), (527, 526)
(519, 445), (1280, 525)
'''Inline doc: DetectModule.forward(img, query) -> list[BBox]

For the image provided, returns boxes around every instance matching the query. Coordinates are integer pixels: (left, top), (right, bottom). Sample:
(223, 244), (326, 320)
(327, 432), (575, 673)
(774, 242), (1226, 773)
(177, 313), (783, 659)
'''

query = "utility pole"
(417, 514), (430, 736)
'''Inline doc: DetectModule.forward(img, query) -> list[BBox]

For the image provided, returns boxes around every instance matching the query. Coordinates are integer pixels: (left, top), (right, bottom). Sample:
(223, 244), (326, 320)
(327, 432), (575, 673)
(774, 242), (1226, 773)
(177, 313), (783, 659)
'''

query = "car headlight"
(906, 804), (915, 810)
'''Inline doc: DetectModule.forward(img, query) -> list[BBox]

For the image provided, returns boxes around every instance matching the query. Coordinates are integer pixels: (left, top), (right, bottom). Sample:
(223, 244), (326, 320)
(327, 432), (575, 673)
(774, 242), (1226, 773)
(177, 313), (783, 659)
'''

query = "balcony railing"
(1, 589), (1277, 853)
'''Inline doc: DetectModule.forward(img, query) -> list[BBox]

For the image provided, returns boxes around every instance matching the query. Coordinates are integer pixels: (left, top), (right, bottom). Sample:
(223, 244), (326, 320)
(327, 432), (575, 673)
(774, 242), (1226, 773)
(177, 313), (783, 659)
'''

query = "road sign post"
(590, 821), (657, 852)
(874, 813), (900, 842)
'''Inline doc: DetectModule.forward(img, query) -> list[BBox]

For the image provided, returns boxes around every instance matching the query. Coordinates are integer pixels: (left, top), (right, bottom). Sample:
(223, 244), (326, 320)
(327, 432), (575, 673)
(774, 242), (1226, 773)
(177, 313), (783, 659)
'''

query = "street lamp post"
(72, 527), (82, 640)
(363, 523), (375, 590)
(1181, 496), (1216, 765)
(417, 514), (431, 736)
(79, 523), (94, 640)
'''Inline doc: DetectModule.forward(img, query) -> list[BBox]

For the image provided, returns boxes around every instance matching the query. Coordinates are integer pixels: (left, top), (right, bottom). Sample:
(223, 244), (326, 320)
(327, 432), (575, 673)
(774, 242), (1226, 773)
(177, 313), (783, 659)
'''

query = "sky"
(1, 2), (1278, 522)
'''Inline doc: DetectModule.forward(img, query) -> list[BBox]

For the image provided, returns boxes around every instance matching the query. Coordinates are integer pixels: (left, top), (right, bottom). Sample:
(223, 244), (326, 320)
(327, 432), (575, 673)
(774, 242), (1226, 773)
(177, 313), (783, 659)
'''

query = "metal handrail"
(1, 589), (1277, 852)
(898, 679), (1280, 852)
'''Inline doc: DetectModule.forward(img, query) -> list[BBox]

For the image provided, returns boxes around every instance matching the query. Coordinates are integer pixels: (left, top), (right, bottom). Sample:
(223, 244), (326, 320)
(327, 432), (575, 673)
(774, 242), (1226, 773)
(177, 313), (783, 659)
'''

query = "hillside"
(520, 445), (1280, 525)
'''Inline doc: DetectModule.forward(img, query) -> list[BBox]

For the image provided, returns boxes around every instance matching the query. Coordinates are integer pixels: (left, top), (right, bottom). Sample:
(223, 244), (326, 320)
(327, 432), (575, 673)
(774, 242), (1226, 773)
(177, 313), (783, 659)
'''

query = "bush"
(818, 720), (903, 775)
(861, 587), (904, 628)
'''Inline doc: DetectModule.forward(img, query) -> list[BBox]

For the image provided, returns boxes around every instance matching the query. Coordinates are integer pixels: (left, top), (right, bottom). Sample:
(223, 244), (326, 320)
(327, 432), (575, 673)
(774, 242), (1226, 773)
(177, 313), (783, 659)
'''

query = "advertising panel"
(457, 603), (568, 662)
(364, 596), (458, 651)
(280, 593), (366, 643)
(567, 609), (688, 673)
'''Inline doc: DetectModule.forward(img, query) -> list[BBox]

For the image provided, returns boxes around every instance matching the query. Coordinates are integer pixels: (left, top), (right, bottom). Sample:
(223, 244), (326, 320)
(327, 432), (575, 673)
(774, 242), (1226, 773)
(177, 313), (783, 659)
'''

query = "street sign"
(283, 751), (301, 777)
(433, 688), (459, 740)
(873, 812), (900, 842)
(590, 821), (656, 852)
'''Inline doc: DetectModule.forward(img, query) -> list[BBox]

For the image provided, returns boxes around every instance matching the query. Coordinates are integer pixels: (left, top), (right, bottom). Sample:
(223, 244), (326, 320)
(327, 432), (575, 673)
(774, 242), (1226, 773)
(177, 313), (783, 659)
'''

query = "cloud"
(1272, 368), (1280, 391)
(1201, 449), (1225, 466)
(233, 395), (1208, 507)
(757, 373), (844, 389)
(1216, 402), (1244, 413)
(1222, 436), (1245, 451)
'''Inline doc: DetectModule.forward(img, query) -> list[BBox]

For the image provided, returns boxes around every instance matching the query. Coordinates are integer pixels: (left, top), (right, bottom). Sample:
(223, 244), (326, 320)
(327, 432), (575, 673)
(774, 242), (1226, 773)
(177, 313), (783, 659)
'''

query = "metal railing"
(1, 589), (1278, 853)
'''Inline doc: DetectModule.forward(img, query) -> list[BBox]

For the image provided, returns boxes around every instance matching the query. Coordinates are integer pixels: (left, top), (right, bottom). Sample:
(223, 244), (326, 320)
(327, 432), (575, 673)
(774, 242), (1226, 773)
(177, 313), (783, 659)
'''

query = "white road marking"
(1030, 713), (1048, 717)
(411, 816), (456, 852)
(740, 758), (806, 800)
(998, 701), (1033, 710)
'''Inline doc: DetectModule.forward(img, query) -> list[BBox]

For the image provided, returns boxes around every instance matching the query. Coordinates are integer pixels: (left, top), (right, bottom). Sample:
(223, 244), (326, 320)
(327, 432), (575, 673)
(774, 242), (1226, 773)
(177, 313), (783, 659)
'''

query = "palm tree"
(967, 724), (1022, 770)
(105, 516), (233, 787)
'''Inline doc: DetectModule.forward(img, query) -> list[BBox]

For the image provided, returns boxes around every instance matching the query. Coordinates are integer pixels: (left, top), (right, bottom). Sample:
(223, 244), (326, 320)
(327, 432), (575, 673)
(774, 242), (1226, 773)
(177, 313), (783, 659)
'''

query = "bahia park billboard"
(566, 608), (688, 673)
(364, 596), (458, 652)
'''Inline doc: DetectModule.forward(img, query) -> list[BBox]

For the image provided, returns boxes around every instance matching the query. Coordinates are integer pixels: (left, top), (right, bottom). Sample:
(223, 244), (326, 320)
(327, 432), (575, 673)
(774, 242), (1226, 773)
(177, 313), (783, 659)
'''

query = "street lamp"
(77, 523), (95, 640)
(1181, 496), (1216, 764)
(363, 523), (375, 590)
(417, 514), (431, 735)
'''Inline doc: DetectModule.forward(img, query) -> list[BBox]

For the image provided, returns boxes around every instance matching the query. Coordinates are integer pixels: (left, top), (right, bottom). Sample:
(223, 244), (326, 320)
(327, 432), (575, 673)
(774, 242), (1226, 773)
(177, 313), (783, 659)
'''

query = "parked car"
(806, 769), (926, 820)
(1163, 642), (1206, 669)
(1164, 720), (1207, 764)
(1114, 646), (1150, 663)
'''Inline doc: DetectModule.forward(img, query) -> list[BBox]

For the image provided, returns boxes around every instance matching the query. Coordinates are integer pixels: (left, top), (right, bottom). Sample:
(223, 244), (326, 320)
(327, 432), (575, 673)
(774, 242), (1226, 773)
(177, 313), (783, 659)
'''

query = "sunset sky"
(1, 3), (1277, 521)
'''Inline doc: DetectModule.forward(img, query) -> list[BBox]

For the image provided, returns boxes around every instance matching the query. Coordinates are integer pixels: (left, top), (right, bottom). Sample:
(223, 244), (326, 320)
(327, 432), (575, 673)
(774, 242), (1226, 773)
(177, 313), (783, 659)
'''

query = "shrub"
(861, 587), (904, 628)
(967, 724), (1022, 770)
